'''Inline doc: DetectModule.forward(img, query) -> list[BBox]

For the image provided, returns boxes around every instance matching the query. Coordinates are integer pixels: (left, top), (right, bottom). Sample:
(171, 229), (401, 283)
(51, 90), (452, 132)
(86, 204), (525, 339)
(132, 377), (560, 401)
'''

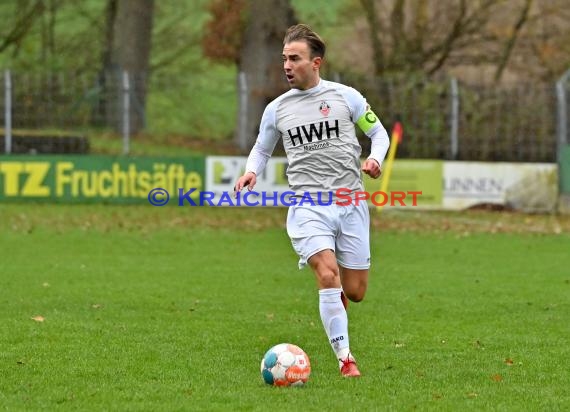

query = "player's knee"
(316, 267), (340, 288)
(344, 279), (368, 302)
(309, 251), (340, 288)
(313, 262), (340, 288)
(345, 289), (366, 302)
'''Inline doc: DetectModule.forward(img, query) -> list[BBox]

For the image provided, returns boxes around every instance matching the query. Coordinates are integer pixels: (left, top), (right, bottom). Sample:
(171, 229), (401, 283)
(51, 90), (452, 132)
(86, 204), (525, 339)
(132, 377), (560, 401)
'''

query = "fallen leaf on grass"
(473, 340), (484, 349)
(31, 316), (44, 322)
(504, 358), (514, 366)
(491, 374), (503, 382)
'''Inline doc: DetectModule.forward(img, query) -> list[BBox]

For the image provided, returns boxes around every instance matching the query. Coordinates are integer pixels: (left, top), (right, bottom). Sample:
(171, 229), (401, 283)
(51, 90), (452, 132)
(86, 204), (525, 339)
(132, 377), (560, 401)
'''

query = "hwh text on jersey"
(287, 119), (339, 146)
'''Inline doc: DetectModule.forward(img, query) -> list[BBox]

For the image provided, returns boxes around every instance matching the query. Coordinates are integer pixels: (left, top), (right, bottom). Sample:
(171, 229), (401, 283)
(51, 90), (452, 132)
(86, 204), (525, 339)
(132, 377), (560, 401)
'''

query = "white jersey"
(247, 79), (388, 196)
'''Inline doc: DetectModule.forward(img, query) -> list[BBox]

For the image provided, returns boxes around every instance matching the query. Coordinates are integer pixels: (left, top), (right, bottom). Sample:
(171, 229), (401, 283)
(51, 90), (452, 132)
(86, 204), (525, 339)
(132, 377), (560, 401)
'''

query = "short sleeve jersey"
(256, 79), (371, 196)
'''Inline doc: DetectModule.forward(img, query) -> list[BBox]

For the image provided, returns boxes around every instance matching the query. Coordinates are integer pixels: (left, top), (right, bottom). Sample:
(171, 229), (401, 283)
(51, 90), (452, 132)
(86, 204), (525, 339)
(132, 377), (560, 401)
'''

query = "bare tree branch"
(0, 0), (45, 54)
(407, 0), (428, 67)
(426, 0), (468, 75)
(388, 0), (405, 69)
(424, 0), (502, 74)
(494, 0), (533, 83)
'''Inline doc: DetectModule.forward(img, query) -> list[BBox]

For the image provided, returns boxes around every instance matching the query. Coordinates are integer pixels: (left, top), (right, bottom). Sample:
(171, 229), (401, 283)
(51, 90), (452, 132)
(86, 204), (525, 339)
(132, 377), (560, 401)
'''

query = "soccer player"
(234, 24), (390, 377)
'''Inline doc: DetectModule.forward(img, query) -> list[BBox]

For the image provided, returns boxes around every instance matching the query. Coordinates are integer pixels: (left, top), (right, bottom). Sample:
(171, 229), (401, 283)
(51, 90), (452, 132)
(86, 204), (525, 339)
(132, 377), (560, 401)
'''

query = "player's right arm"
(234, 101), (280, 193)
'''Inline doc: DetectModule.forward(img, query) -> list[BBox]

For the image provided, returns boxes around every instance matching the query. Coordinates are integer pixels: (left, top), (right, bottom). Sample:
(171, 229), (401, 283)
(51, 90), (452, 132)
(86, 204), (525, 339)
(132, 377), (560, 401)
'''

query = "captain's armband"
(356, 106), (380, 133)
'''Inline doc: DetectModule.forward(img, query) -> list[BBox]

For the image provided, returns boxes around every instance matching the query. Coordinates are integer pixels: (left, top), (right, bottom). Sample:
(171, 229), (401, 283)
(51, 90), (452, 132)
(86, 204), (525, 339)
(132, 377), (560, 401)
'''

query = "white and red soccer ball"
(260, 343), (311, 387)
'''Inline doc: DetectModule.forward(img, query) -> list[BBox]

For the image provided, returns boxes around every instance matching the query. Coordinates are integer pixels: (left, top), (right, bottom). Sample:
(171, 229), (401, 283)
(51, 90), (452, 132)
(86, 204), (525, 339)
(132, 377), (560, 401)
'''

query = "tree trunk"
(113, 0), (154, 134)
(360, 0), (385, 75)
(99, 0), (154, 134)
(235, 0), (295, 152)
(94, 0), (117, 128)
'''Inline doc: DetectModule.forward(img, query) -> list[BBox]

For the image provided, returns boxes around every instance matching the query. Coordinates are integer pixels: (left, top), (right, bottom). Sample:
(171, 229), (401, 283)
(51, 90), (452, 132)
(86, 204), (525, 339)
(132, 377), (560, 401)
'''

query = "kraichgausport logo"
(147, 188), (422, 207)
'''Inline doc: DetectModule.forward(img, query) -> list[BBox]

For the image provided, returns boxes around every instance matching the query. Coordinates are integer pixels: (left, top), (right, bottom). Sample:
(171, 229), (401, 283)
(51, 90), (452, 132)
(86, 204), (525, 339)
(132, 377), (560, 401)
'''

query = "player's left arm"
(356, 105), (390, 179)
(341, 85), (390, 179)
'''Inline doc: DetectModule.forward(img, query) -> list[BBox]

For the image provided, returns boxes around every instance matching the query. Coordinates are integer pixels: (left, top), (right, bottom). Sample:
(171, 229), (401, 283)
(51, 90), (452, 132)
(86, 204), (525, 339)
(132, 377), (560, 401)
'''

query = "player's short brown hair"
(283, 24), (326, 59)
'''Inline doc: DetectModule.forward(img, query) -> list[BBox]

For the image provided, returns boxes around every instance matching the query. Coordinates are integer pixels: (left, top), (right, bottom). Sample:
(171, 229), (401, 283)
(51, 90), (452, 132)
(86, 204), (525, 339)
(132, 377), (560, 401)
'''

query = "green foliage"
(0, 1), (107, 72)
(0, 205), (569, 410)
(0, 0), (350, 141)
(147, 64), (237, 139)
(291, 0), (345, 28)
(151, 0), (213, 76)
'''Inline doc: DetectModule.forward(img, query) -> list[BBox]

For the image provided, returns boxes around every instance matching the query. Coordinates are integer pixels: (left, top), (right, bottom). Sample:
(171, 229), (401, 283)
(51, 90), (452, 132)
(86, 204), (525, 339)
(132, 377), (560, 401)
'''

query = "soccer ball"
(260, 343), (311, 387)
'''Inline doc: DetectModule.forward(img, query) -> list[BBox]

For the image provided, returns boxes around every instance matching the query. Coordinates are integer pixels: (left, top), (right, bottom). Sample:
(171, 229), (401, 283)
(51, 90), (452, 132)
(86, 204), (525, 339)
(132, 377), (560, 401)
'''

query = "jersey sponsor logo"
(319, 101), (331, 116)
(287, 119), (339, 147)
(303, 141), (331, 152)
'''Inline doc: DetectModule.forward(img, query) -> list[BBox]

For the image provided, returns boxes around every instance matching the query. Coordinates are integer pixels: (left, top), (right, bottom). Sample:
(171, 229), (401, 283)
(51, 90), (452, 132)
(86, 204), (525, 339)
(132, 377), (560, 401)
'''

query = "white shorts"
(286, 201), (371, 270)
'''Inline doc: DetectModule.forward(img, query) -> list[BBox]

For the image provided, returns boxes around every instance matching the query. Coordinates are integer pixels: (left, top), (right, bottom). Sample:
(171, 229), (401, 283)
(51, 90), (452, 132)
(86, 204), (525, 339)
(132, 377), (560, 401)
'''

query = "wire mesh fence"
(0, 69), (569, 162)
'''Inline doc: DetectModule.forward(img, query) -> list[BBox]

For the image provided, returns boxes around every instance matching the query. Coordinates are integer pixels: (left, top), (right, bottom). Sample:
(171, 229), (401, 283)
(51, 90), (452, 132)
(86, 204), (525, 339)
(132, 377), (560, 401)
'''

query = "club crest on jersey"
(319, 101), (330, 117)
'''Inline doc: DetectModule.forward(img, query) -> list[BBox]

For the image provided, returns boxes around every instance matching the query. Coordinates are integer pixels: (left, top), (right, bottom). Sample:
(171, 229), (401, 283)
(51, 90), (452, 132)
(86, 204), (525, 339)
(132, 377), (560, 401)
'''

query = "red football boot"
(340, 355), (361, 377)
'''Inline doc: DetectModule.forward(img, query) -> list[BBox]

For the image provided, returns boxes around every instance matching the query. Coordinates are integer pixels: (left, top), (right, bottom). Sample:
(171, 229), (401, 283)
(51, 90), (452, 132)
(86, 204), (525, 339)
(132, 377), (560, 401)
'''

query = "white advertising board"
(205, 156), (290, 206)
(443, 162), (558, 212)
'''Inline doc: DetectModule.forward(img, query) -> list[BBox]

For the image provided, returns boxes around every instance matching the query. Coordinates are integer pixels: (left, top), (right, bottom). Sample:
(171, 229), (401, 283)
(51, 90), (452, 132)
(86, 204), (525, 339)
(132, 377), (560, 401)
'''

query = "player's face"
(282, 41), (321, 90)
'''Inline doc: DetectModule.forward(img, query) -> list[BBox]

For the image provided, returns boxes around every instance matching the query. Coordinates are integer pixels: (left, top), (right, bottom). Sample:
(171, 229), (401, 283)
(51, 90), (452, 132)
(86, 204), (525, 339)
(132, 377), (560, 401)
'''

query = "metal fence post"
(4, 69), (12, 154)
(450, 77), (459, 160)
(122, 70), (130, 155)
(556, 69), (570, 160)
(236, 71), (248, 152)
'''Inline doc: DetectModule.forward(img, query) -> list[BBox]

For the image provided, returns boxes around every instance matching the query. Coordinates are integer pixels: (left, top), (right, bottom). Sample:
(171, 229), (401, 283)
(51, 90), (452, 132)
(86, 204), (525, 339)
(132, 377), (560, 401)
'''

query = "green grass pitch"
(0, 204), (569, 411)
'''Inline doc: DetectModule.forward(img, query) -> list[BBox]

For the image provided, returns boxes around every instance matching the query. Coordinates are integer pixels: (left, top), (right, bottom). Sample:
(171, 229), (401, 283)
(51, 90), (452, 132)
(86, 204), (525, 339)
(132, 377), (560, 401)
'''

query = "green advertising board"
(561, 145), (570, 195)
(0, 155), (205, 204)
(363, 159), (443, 208)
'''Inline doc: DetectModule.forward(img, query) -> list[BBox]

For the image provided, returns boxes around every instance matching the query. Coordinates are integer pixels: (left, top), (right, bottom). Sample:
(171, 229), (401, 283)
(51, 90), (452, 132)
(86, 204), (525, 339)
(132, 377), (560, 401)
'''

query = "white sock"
(319, 288), (351, 363)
